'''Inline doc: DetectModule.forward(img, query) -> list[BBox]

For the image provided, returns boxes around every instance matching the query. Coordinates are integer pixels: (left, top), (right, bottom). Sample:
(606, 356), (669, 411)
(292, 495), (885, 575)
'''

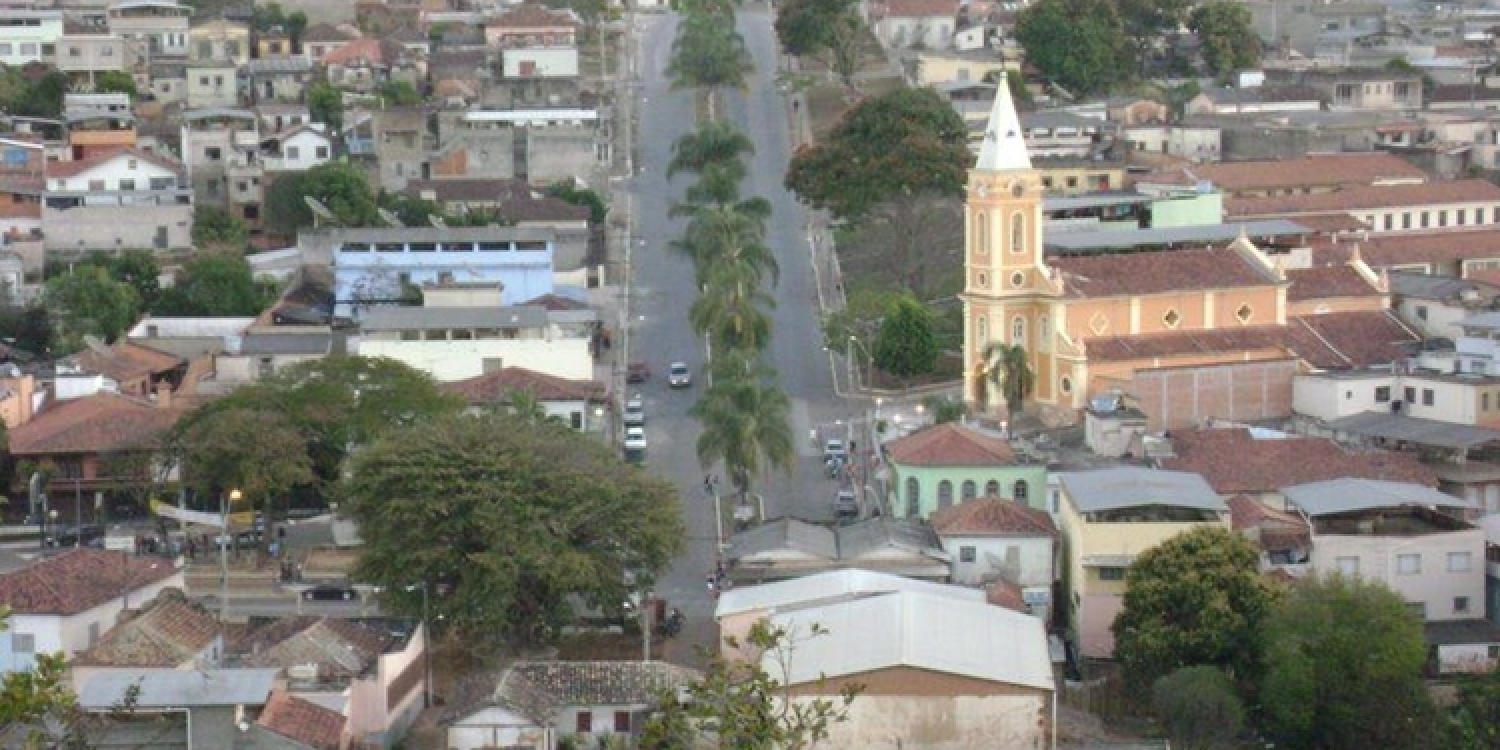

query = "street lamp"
(405, 582), (434, 709)
(847, 335), (875, 391)
(47, 509), (57, 548)
(219, 489), (241, 623)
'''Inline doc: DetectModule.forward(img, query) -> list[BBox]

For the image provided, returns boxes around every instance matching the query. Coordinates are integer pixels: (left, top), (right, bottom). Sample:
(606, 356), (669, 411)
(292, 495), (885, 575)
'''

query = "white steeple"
(975, 77), (1031, 172)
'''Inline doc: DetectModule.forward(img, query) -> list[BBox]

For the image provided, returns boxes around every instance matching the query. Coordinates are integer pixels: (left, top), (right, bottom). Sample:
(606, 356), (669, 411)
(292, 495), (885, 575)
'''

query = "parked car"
(302, 584), (357, 601)
(45, 524), (104, 548)
(624, 426), (648, 451)
(833, 488), (859, 521)
(668, 362), (692, 388)
(824, 439), (848, 464)
(623, 396), (646, 427)
(627, 362), (650, 384)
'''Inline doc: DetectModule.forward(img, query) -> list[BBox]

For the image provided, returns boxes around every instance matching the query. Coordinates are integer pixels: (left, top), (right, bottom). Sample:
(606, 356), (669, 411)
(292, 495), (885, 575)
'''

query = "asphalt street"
(629, 8), (857, 660)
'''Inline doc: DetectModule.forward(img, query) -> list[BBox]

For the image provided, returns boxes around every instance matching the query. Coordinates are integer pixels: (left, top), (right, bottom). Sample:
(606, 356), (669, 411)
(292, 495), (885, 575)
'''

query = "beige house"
(187, 19), (248, 66)
(916, 48), (1017, 87)
(1055, 468), (1227, 661)
(715, 569), (1055, 750)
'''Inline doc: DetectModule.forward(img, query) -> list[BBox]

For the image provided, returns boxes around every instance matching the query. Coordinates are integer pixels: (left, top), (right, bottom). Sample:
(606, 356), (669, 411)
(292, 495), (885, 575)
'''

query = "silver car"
(668, 362), (692, 388)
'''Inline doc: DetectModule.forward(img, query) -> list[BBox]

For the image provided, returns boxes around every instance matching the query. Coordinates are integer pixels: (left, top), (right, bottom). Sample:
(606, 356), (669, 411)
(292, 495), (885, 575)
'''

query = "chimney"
(155, 382), (172, 410)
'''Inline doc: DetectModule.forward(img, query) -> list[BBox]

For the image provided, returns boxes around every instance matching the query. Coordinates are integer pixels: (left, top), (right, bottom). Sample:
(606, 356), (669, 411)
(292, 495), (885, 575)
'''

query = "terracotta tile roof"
(984, 579), (1027, 612)
(0, 549), (178, 615)
(68, 341), (182, 383)
(1084, 325), (1289, 362)
(238, 617), (393, 678)
(1288, 213), (1370, 233)
(491, 661), (700, 722)
(46, 147), (184, 180)
(1227, 179), (1500, 219)
(885, 422), (1016, 467)
(301, 23), (357, 43)
(440, 366), (605, 405)
(930, 497), (1057, 537)
(1050, 247), (1279, 299)
(523, 293), (589, 311)
(258, 689), (346, 750)
(73, 591), (218, 667)
(1152, 153), (1427, 194)
(1286, 310), (1419, 369)
(1285, 264), (1382, 301)
(875, 0), (959, 16)
(1164, 428), (1437, 496)
(1312, 231), (1500, 270)
(486, 3), (579, 30)
(321, 37), (406, 67)
(9, 391), (185, 456)
(1226, 496), (1310, 551)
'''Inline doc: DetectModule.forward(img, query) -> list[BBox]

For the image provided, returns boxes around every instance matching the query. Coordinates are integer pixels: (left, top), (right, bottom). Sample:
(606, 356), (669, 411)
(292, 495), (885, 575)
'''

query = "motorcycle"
(658, 607), (684, 637)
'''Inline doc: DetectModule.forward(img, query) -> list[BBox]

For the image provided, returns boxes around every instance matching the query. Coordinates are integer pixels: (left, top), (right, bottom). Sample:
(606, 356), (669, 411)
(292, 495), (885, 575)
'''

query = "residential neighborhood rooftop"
(1284, 478), (1477, 516)
(885, 422), (1016, 466)
(1057, 467), (1225, 513)
(929, 497), (1058, 537)
(78, 668), (278, 709)
(1161, 427), (1436, 495)
(0, 549), (179, 616)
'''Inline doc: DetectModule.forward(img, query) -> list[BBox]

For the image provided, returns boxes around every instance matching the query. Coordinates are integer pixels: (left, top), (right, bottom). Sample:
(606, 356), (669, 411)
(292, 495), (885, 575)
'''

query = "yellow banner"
(149, 499), (256, 528)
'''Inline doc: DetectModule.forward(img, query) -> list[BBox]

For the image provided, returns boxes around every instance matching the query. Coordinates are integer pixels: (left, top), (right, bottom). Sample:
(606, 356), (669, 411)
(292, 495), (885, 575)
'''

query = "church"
(960, 83), (1419, 429)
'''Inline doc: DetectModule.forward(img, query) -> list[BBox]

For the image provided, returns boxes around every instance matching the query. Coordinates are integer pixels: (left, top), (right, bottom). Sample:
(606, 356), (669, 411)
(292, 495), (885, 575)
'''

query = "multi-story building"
(106, 0), (191, 59)
(183, 61), (239, 110)
(1055, 467), (1228, 660)
(0, 8), (61, 66)
(1227, 179), (1500, 235)
(54, 31), (136, 80)
(63, 92), (135, 161)
(186, 18), (248, 66)
(179, 108), (262, 227)
(42, 146), (193, 254)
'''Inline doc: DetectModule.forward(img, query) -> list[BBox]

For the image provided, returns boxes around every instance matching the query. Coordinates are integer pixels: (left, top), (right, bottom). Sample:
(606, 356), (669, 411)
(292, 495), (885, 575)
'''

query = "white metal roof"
(463, 109), (598, 124)
(1283, 478), (1476, 516)
(1057, 467), (1225, 513)
(79, 669), (278, 708)
(765, 589), (1054, 691)
(714, 568), (983, 618)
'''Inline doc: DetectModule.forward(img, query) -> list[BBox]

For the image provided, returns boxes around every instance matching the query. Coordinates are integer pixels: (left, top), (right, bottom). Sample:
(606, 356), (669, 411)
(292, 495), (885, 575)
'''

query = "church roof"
(975, 78), (1030, 172)
(1050, 246), (1279, 298)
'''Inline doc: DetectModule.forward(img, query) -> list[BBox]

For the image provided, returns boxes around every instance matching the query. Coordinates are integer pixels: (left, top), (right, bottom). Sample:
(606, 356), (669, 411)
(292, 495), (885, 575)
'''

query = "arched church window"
(1011, 212), (1025, 254)
(1011, 315), (1026, 345)
(975, 212), (987, 254)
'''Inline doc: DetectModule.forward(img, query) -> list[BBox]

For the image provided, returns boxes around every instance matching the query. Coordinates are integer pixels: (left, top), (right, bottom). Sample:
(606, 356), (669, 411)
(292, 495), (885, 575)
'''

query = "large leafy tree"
(191, 205), (249, 247)
(774, 0), (865, 89)
(174, 408), (315, 531)
(873, 294), (937, 378)
(43, 266), (141, 352)
(157, 252), (277, 317)
(1260, 574), (1435, 750)
(1118, 0), (1193, 71)
(1444, 669), (1500, 749)
(1014, 0), (1133, 96)
(690, 360), (795, 501)
(1190, 0), (1262, 79)
(1112, 526), (1275, 692)
(307, 82), (344, 130)
(345, 412), (684, 642)
(264, 162), (380, 236)
(1152, 666), (1245, 750)
(785, 86), (970, 220)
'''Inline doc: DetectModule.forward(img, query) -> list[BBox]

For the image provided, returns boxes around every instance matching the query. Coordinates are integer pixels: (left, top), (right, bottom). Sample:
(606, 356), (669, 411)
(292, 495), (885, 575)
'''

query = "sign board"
(1022, 586), (1052, 606)
(104, 535), (135, 552)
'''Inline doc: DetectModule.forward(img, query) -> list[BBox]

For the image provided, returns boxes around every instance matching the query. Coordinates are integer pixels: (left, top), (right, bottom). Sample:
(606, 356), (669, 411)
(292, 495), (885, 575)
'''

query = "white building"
(929, 497), (1058, 614)
(0, 550), (183, 675)
(261, 124), (334, 172)
(0, 9), (62, 67)
(106, 0), (191, 59)
(43, 146), (193, 254)
(868, 0), (958, 51)
(501, 47), (579, 78)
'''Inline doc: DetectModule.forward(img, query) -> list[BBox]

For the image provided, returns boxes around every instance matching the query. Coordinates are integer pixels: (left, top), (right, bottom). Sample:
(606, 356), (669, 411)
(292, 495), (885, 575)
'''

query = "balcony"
(45, 189), (193, 209)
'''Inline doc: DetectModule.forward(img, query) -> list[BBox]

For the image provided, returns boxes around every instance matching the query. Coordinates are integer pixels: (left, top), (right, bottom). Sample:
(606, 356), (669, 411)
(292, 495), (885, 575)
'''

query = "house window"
(1384, 214), (1394, 231)
(1375, 386), (1391, 403)
(1402, 212), (1412, 229)
(1439, 211), (1449, 228)
(1397, 553), (1421, 574)
(1415, 305), (1428, 321)
(985, 479), (1000, 496)
(206, 147), (222, 161)
(1449, 551), (1473, 572)
(88, 179), (105, 191)
(1456, 596), (1473, 614)
(1407, 602), (1426, 619)
(315, 146), (329, 159)
(905, 477), (919, 517)
(1421, 211), (1430, 228)
(1422, 389), (1435, 406)
(11, 633), (33, 653)
(1486, 393), (1492, 412)
(960, 546), (977, 563)
(286, 146), (300, 160)
(1336, 556), (1359, 575)
(1459, 209), (1468, 226)
(1098, 567), (1125, 581)
(1405, 386), (1416, 404)
(1013, 480), (1029, 503)
(976, 316), (987, 347)
(118, 179), (135, 191)
(937, 480), (954, 510)
(613, 711), (630, 733)
(1060, 376), (1073, 394)
(961, 480), (977, 500)
(0, 44), (11, 56)
(575, 711), (592, 733)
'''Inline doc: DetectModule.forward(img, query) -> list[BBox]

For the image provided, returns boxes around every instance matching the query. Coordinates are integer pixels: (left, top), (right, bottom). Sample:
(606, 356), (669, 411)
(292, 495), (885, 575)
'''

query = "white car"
(624, 426), (647, 451)
(668, 362), (693, 388)
(623, 396), (645, 427)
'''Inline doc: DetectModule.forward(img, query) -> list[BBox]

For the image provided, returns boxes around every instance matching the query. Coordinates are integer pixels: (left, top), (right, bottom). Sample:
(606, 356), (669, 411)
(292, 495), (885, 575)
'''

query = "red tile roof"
(0, 549), (178, 615)
(68, 341), (182, 383)
(1050, 247), (1279, 299)
(46, 147), (183, 180)
(1285, 264), (1381, 301)
(930, 497), (1057, 537)
(321, 37), (406, 67)
(73, 592), (218, 667)
(9, 391), (186, 456)
(1147, 153), (1427, 194)
(486, 3), (579, 30)
(258, 689), (346, 750)
(876, 0), (960, 16)
(885, 422), (1016, 467)
(441, 366), (605, 405)
(1286, 310), (1419, 369)
(1164, 427), (1437, 496)
(523, 293), (590, 311)
(1084, 325), (1289, 363)
(1313, 231), (1500, 270)
(984, 578), (1028, 612)
(1228, 179), (1500, 219)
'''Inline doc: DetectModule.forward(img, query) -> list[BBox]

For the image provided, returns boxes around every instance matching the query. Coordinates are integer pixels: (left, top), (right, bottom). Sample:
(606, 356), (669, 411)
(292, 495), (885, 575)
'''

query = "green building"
(885, 422), (1049, 519)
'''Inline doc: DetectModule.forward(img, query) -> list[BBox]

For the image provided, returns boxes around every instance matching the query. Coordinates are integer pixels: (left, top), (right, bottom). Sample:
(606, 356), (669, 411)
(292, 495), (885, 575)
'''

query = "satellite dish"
(428, 214), (447, 229)
(303, 196), (339, 227)
(377, 208), (405, 228)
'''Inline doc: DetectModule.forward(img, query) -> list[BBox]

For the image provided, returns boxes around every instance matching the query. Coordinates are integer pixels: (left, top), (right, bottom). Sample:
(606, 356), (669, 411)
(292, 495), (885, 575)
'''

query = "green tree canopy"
(1152, 666), (1244, 750)
(175, 407), (314, 526)
(690, 359), (795, 501)
(307, 82), (344, 131)
(1189, 1), (1262, 79)
(156, 252), (278, 317)
(984, 342), (1034, 414)
(667, 12), (754, 102)
(544, 180), (609, 224)
(873, 294), (938, 378)
(774, 0), (865, 89)
(191, 204), (249, 248)
(785, 86), (970, 220)
(378, 80), (422, 106)
(93, 71), (137, 97)
(1260, 574), (1434, 750)
(345, 412), (684, 642)
(669, 121), (754, 178)
(264, 162), (379, 236)
(1444, 669), (1500, 749)
(1112, 526), (1275, 692)
(0, 305), (52, 355)
(1119, 0), (1192, 68)
(43, 266), (141, 352)
(1014, 0), (1133, 96)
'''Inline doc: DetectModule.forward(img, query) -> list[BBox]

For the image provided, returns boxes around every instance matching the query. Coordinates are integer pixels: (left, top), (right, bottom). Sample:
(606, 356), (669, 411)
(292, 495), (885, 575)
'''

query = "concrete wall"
(43, 201), (192, 253)
(1311, 529), (1485, 621)
(357, 337), (592, 382)
(526, 128), (598, 184)
(1124, 359), (1298, 432)
(940, 533), (1054, 588)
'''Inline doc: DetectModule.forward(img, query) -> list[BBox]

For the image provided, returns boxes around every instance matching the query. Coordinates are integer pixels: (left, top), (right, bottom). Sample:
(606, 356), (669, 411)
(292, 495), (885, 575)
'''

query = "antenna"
(377, 207), (405, 228)
(304, 196), (339, 228)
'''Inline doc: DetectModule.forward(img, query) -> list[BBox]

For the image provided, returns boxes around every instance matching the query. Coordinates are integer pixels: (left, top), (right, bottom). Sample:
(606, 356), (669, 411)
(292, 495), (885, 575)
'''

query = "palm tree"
(690, 370), (795, 503)
(669, 164), (751, 217)
(673, 204), (779, 288)
(690, 263), (776, 353)
(666, 12), (753, 121)
(984, 343), (1035, 415)
(668, 122), (755, 178)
